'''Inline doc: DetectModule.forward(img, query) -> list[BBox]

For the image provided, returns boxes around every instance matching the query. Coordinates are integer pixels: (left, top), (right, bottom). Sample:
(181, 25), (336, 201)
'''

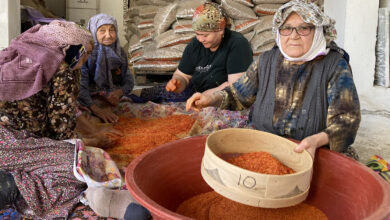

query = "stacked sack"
(124, 0), (323, 73)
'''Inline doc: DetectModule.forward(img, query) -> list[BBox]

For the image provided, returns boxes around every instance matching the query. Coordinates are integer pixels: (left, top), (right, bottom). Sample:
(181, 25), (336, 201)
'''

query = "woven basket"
(201, 128), (313, 208)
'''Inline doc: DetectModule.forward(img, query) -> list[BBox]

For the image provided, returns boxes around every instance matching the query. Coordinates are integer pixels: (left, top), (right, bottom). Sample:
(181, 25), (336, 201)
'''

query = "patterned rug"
(1, 102), (389, 219)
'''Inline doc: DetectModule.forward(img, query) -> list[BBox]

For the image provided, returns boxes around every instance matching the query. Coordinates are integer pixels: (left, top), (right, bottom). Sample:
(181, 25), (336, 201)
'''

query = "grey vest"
(250, 46), (346, 140)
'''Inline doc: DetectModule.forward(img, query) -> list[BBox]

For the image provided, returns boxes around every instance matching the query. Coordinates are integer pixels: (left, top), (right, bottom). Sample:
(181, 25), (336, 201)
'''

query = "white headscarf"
(276, 26), (329, 62)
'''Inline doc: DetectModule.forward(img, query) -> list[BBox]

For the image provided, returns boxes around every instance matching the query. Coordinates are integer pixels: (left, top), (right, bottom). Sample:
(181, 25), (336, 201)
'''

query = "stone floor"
(353, 109), (390, 164)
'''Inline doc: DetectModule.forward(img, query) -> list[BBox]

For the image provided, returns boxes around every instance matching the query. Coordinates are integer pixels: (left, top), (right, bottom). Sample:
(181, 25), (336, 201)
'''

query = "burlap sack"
(133, 60), (179, 72)
(129, 34), (140, 47)
(253, 41), (275, 56)
(125, 7), (139, 19)
(155, 29), (195, 48)
(253, 15), (273, 34)
(128, 42), (143, 54)
(139, 29), (155, 43)
(232, 0), (254, 8)
(125, 16), (140, 25)
(221, 0), (257, 20)
(143, 43), (184, 61)
(127, 23), (141, 37)
(129, 49), (144, 63)
(171, 43), (187, 52)
(253, 0), (289, 4)
(172, 19), (194, 34)
(135, 0), (172, 6)
(251, 30), (274, 50)
(154, 3), (179, 35)
(254, 4), (283, 16)
(234, 19), (261, 34)
(176, 0), (203, 19)
(137, 18), (154, 29)
(243, 31), (255, 42)
(138, 5), (159, 19)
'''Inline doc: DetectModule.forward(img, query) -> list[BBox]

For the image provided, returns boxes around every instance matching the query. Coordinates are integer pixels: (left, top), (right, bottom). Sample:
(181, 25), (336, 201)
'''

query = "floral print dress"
(0, 62), (86, 219)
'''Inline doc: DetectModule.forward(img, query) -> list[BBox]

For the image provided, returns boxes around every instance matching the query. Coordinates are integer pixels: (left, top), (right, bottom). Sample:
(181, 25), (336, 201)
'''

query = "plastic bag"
(71, 139), (123, 188)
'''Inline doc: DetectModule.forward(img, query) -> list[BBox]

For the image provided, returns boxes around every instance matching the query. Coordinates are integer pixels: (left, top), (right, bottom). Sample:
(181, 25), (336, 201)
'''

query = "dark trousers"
(0, 170), (19, 209)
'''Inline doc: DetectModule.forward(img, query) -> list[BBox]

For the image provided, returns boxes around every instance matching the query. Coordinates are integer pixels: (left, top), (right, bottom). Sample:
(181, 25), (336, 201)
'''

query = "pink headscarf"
(0, 20), (92, 101)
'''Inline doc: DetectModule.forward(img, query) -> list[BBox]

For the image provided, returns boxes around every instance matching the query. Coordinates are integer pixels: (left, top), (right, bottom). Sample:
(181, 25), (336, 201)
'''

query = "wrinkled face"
(195, 30), (224, 52)
(280, 13), (315, 58)
(96, 24), (116, 46)
(72, 43), (93, 70)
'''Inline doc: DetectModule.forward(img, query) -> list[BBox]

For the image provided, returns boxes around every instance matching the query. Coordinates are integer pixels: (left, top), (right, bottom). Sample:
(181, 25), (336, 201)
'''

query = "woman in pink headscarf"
(0, 20), (114, 219)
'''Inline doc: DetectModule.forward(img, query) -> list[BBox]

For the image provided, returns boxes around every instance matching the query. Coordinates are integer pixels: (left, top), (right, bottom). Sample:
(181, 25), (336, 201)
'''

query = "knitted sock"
(86, 187), (137, 219)
(0, 170), (19, 210)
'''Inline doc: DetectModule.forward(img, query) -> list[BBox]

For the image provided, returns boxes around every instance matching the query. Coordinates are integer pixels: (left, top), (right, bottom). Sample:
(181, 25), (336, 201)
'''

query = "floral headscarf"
(0, 20), (92, 101)
(272, 0), (337, 44)
(192, 1), (228, 32)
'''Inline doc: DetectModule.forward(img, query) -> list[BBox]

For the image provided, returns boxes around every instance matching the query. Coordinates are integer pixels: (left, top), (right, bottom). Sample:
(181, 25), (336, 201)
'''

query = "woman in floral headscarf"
(0, 20), (115, 219)
(131, 1), (253, 103)
(187, 0), (361, 160)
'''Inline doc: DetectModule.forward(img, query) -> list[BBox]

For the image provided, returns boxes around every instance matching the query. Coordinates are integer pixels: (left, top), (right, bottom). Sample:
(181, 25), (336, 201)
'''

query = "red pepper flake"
(177, 191), (328, 220)
(106, 115), (195, 163)
(227, 151), (295, 175)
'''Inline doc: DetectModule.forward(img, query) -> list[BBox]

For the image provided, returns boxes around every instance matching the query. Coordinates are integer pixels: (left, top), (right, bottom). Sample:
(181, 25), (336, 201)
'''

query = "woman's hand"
(165, 78), (181, 93)
(82, 130), (122, 149)
(186, 92), (212, 112)
(294, 132), (329, 160)
(89, 104), (118, 123)
(105, 89), (123, 106)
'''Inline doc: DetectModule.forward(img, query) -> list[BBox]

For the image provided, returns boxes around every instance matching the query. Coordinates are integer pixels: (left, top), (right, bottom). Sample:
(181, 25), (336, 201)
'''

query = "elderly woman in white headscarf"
(78, 13), (134, 123)
(186, 0), (361, 160)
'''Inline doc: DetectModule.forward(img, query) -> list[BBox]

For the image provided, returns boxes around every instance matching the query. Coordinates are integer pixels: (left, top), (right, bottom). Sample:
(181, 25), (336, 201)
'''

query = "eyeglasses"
(279, 25), (315, 36)
(69, 46), (86, 69)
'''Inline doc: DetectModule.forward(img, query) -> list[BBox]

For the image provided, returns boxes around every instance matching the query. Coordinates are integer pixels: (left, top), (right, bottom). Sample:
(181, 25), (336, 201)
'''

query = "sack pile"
(124, 0), (323, 73)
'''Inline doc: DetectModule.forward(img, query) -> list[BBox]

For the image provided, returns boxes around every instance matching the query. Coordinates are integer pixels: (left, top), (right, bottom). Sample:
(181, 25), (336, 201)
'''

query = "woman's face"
(195, 30), (224, 52)
(96, 24), (116, 46)
(280, 13), (315, 58)
(72, 43), (93, 70)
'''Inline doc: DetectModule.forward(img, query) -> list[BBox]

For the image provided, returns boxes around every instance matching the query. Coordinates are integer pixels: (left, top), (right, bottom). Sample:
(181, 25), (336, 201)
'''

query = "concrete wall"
(44, 0), (66, 18)
(324, 0), (346, 47)
(325, 0), (390, 111)
(99, 0), (126, 47)
(0, 0), (20, 50)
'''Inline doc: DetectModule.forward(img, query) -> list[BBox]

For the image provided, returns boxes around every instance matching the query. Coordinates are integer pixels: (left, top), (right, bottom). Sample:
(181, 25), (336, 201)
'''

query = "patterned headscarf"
(13, 20), (92, 54)
(87, 13), (121, 55)
(192, 1), (228, 32)
(0, 20), (92, 101)
(272, 0), (337, 44)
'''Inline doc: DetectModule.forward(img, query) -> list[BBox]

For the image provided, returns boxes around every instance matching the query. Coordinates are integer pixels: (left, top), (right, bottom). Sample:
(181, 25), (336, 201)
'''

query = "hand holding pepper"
(166, 78), (181, 93)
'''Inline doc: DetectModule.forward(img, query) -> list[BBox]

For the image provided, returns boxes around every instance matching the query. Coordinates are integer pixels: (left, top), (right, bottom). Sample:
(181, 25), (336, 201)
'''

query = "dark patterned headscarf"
(272, 0), (337, 44)
(192, 1), (228, 32)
